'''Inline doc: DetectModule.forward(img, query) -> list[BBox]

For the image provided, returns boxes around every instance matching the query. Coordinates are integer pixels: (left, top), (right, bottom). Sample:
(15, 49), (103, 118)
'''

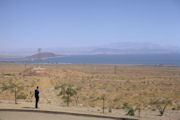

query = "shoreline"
(0, 61), (179, 66)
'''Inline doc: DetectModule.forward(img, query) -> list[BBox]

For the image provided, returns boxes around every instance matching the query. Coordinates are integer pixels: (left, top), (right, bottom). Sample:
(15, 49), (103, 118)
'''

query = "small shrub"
(55, 85), (61, 90)
(2, 73), (15, 76)
(176, 105), (180, 110)
(113, 97), (119, 102)
(17, 93), (27, 99)
(2, 83), (9, 91)
(126, 107), (135, 116)
(93, 95), (106, 114)
(122, 102), (130, 109)
(122, 102), (136, 116)
(108, 107), (112, 113)
(1, 79), (24, 104)
(150, 99), (172, 116)
(114, 106), (121, 109)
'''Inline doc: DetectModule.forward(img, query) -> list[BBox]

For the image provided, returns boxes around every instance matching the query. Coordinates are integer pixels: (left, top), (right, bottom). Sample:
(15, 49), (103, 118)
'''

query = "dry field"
(0, 62), (180, 119)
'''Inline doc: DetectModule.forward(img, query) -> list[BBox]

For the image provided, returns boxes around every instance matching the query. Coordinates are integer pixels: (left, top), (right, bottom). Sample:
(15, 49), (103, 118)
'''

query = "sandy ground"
(0, 111), (113, 120)
(0, 110), (178, 120)
(0, 100), (180, 120)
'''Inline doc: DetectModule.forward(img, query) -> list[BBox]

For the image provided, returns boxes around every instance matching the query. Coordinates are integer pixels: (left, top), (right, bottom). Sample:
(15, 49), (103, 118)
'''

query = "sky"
(0, 0), (180, 55)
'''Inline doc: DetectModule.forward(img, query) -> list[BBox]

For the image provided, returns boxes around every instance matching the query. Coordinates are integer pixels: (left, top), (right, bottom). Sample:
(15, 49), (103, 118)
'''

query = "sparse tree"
(1, 79), (24, 104)
(150, 99), (172, 116)
(28, 91), (34, 102)
(136, 92), (145, 118)
(74, 87), (81, 106)
(93, 94), (106, 114)
(57, 84), (77, 106)
(135, 104), (141, 118)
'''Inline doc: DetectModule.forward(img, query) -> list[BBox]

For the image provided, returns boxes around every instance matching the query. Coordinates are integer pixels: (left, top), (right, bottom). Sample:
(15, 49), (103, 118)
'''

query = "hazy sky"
(0, 0), (180, 51)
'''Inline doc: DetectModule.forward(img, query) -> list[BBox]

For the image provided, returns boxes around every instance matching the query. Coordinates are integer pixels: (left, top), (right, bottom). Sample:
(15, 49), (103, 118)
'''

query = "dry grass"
(0, 62), (180, 111)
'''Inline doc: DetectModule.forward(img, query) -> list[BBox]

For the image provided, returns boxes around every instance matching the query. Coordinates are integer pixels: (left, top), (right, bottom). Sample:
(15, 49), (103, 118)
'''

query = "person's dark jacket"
(35, 89), (39, 98)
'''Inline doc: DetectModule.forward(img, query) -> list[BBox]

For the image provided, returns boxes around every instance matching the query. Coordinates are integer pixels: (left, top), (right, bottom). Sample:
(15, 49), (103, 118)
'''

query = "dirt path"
(37, 77), (59, 105)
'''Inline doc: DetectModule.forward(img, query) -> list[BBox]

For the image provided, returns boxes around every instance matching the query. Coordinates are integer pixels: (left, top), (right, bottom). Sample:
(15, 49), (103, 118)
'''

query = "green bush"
(1, 80), (24, 104)
(2, 80), (18, 92)
(126, 107), (135, 116)
(57, 84), (77, 106)
(122, 102), (136, 116)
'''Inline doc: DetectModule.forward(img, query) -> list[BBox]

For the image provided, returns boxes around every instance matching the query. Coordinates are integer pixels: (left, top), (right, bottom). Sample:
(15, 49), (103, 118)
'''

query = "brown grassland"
(0, 62), (180, 117)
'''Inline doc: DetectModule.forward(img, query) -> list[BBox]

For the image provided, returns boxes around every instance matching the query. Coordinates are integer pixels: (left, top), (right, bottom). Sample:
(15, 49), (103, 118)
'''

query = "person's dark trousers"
(35, 97), (39, 108)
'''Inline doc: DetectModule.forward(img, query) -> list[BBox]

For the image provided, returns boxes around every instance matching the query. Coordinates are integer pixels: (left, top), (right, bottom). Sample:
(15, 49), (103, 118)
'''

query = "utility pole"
(103, 97), (105, 114)
(38, 48), (42, 67)
(114, 65), (117, 74)
(15, 88), (17, 104)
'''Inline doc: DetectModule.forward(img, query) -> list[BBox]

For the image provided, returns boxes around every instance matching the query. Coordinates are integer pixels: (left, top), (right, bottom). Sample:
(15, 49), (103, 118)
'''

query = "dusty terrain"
(0, 62), (180, 120)
(0, 111), (112, 120)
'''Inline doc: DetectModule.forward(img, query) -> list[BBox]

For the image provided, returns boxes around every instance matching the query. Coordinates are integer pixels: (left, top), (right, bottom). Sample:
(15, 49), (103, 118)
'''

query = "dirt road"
(0, 111), (113, 120)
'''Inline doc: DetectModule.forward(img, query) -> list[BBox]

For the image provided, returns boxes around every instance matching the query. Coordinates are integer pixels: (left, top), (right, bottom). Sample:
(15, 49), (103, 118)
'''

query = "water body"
(0, 54), (180, 65)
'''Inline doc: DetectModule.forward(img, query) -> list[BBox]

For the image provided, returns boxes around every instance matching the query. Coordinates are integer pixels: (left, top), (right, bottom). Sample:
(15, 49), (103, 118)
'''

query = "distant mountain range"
(90, 42), (180, 54)
(0, 42), (180, 57)
(48, 42), (180, 55)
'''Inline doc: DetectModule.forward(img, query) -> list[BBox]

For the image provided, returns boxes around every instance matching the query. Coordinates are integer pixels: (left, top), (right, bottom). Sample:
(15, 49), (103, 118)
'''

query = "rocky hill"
(25, 52), (61, 60)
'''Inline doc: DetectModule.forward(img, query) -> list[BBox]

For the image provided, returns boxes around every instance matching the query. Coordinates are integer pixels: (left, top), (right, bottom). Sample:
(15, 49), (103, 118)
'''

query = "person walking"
(35, 86), (39, 108)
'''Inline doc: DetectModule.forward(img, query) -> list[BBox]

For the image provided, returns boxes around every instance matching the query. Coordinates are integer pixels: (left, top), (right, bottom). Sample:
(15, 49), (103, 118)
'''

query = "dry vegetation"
(0, 62), (180, 114)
